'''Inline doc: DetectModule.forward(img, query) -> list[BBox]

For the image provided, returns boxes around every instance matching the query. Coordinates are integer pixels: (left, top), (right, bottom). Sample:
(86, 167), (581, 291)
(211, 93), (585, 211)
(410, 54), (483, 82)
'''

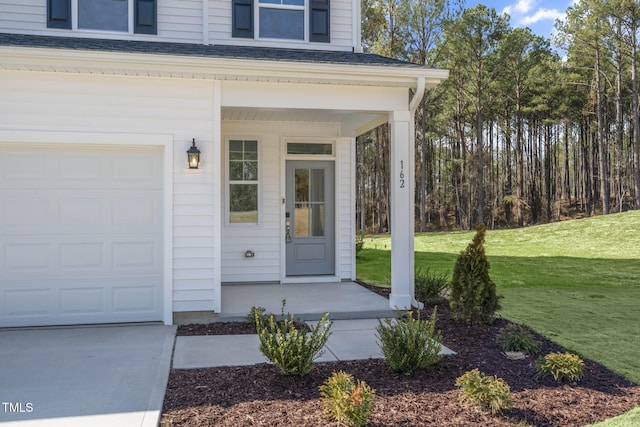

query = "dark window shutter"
(134, 0), (157, 34)
(310, 0), (330, 43)
(232, 0), (254, 38)
(47, 0), (71, 29)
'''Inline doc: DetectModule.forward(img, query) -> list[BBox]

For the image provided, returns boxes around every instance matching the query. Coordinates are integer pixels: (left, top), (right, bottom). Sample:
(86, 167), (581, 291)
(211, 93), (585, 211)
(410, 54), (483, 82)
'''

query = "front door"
(285, 161), (335, 276)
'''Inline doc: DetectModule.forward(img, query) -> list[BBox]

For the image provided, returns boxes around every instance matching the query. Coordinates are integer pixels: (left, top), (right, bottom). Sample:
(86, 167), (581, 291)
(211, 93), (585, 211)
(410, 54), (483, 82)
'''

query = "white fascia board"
(221, 80), (408, 111)
(0, 46), (449, 88)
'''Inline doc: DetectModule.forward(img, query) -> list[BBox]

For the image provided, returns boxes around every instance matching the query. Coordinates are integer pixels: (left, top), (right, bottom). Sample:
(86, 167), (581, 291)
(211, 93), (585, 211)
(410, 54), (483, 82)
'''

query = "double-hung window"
(228, 140), (259, 224)
(231, 0), (329, 42)
(259, 0), (305, 40)
(47, 0), (157, 34)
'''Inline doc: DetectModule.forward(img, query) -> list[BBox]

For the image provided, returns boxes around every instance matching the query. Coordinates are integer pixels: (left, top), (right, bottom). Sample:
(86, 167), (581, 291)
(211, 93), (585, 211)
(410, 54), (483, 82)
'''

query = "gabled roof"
(0, 33), (422, 68)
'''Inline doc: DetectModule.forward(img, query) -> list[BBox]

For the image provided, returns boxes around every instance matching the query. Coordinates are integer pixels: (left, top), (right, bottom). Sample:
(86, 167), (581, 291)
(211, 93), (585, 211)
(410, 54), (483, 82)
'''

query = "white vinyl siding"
(0, 0), (353, 49)
(0, 0), (202, 43)
(0, 70), (219, 314)
(221, 122), (354, 283)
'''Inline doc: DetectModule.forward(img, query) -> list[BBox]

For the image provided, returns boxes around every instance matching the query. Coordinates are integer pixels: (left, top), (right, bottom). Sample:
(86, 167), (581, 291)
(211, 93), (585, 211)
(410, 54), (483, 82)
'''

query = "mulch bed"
(162, 283), (640, 426)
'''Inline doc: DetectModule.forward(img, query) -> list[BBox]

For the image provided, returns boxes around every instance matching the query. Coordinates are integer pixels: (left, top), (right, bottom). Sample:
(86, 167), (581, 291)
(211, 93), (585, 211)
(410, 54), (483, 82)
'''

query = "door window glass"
(294, 168), (325, 237)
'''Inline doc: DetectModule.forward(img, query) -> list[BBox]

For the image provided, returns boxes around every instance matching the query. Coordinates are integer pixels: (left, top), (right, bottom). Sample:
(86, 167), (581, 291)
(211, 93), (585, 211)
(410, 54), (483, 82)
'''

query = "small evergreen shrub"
(256, 301), (332, 376)
(246, 306), (267, 328)
(319, 371), (376, 427)
(415, 267), (449, 303)
(496, 324), (540, 355)
(536, 352), (585, 383)
(376, 308), (443, 375)
(449, 224), (501, 324)
(455, 368), (513, 415)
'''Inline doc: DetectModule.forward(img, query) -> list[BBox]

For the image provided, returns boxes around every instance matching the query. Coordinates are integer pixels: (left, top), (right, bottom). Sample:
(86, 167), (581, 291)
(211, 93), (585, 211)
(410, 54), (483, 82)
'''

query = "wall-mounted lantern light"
(187, 138), (201, 169)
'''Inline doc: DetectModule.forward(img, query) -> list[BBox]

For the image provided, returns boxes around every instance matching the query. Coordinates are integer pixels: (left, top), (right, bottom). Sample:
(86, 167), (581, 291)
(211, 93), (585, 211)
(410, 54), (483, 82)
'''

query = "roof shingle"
(0, 33), (425, 68)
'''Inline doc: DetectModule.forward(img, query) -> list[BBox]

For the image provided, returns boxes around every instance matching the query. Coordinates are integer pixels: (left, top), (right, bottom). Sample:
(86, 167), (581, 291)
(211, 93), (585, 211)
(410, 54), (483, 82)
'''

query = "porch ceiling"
(222, 107), (386, 136)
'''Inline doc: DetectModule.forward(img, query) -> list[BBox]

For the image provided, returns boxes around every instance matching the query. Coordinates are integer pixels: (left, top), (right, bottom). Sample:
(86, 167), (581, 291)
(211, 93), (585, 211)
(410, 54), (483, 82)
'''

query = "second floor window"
(231, 0), (329, 43)
(79, 0), (128, 32)
(259, 0), (304, 40)
(47, 0), (157, 34)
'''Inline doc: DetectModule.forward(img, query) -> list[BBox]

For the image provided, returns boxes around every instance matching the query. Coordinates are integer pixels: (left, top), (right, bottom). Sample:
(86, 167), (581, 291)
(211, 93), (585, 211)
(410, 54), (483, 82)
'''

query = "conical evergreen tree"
(449, 224), (501, 324)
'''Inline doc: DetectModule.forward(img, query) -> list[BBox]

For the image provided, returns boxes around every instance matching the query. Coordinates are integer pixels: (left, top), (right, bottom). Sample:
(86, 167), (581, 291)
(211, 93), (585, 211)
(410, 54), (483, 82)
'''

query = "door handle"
(285, 215), (292, 243)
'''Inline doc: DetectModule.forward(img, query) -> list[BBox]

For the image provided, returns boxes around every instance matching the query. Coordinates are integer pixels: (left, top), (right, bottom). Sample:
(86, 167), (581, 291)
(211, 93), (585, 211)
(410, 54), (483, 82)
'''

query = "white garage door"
(0, 144), (164, 327)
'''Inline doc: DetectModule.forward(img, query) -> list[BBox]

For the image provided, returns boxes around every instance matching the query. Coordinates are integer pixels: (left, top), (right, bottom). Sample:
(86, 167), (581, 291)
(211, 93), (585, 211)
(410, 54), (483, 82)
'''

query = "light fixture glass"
(187, 138), (201, 169)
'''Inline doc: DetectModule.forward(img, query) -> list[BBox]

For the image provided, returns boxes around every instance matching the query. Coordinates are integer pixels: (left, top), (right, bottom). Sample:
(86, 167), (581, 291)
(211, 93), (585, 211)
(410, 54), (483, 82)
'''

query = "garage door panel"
(2, 192), (162, 235)
(113, 285), (158, 312)
(112, 241), (157, 268)
(1, 277), (162, 326)
(1, 152), (53, 184)
(112, 155), (161, 186)
(59, 197), (105, 225)
(0, 144), (164, 327)
(4, 288), (52, 317)
(0, 146), (163, 190)
(59, 242), (105, 270)
(59, 287), (105, 315)
(3, 197), (51, 227)
(4, 243), (52, 273)
(112, 196), (161, 227)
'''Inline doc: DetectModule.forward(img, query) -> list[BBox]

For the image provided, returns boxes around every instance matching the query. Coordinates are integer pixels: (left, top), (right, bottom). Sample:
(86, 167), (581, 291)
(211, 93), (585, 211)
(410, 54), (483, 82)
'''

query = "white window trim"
(279, 137), (339, 282)
(71, 0), (135, 34)
(283, 138), (336, 160)
(255, 0), (309, 42)
(224, 137), (262, 227)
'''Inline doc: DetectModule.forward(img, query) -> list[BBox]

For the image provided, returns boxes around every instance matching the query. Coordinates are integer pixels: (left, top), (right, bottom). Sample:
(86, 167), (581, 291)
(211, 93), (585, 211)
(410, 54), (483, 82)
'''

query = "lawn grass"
(356, 210), (640, 385)
(588, 406), (640, 426)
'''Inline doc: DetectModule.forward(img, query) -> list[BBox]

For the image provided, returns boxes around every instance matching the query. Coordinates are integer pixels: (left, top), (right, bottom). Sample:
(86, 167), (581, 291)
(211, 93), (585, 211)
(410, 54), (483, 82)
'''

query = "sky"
(465, 0), (576, 41)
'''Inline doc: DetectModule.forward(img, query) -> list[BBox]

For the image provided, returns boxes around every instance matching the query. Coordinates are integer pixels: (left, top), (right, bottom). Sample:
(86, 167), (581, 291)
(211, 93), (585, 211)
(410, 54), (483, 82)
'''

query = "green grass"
(356, 211), (640, 385)
(588, 406), (640, 426)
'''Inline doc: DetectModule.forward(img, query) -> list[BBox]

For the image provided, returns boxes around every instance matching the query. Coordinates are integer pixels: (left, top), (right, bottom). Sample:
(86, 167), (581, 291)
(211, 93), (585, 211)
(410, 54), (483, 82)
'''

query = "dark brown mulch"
(177, 320), (310, 336)
(163, 285), (640, 427)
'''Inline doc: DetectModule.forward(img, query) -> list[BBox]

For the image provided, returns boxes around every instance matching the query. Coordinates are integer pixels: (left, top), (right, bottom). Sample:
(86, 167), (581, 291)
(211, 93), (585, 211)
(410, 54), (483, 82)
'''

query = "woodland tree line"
(355, 0), (640, 232)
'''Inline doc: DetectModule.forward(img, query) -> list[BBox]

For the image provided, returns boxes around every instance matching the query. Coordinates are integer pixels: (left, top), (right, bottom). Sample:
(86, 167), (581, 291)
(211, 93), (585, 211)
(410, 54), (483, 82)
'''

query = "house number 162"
(399, 160), (405, 188)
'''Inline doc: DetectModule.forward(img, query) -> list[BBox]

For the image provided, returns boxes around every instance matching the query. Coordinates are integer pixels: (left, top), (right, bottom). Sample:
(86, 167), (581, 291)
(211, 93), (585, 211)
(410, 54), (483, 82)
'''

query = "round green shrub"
(496, 324), (540, 355)
(455, 368), (513, 415)
(319, 371), (376, 427)
(376, 308), (443, 375)
(536, 352), (585, 383)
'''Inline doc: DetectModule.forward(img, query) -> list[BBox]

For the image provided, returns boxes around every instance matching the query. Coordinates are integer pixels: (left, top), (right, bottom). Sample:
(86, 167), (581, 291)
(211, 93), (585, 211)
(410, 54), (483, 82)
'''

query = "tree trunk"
(631, 23), (640, 209)
(595, 44), (610, 214)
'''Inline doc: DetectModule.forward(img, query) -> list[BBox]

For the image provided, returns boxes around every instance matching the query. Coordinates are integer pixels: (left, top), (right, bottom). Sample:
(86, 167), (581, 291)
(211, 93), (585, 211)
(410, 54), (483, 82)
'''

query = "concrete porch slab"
(219, 282), (395, 321)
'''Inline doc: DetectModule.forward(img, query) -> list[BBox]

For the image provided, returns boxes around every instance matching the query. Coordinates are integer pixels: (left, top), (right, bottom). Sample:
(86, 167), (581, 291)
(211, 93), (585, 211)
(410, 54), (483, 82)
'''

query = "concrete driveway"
(0, 324), (175, 427)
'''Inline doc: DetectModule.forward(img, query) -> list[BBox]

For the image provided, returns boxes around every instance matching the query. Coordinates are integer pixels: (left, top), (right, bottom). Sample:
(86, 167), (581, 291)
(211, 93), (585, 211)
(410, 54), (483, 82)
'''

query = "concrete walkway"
(173, 318), (456, 369)
(0, 324), (175, 427)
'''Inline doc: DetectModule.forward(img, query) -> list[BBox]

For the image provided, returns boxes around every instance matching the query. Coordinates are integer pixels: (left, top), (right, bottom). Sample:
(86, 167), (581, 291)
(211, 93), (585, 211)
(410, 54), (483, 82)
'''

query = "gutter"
(409, 76), (426, 114)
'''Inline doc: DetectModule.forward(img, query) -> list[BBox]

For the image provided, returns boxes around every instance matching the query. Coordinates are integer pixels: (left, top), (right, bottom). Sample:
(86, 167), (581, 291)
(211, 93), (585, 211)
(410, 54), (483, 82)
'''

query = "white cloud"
(502, 0), (535, 16)
(515, 0), (535, 14)
(521, 8), (565, 25)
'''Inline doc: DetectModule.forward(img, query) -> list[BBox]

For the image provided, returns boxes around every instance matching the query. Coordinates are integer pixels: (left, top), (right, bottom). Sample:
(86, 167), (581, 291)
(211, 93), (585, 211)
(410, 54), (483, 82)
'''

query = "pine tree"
(449, 224), (501, 324)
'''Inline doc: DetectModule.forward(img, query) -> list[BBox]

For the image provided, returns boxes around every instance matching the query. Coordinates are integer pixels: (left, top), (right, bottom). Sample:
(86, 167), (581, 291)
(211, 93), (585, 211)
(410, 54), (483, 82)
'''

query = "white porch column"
(389, 110), (415, 310)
